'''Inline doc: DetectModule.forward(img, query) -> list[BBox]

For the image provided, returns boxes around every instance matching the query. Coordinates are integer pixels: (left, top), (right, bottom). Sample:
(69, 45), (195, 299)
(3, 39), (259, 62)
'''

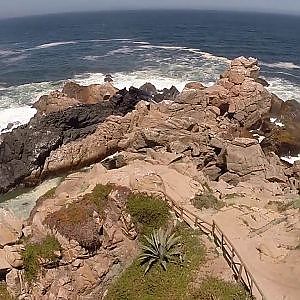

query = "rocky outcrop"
(0, 88), (151, 194)
(62, 82), (118, 104)
(176, 57), (272, 129)
(0, 209), (23, 247)
(33, 91), (81, 116)
(3, 183), (138, 299)
(261, 99), (300, 156)
(140, 83), (179, 102)
(1, 56), (299, 196)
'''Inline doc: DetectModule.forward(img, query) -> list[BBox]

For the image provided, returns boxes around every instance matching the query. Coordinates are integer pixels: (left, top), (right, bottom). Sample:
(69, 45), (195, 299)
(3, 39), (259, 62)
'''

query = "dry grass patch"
(44, 184), (113, 251)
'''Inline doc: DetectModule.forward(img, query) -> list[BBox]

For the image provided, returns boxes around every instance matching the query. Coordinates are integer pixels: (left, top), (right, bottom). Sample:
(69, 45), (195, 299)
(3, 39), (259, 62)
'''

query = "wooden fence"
(167, 197), (266, 300)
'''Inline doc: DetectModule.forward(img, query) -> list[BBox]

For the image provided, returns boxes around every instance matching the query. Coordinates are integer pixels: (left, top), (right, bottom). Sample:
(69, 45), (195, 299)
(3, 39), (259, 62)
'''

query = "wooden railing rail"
(165, 196), (266, 300)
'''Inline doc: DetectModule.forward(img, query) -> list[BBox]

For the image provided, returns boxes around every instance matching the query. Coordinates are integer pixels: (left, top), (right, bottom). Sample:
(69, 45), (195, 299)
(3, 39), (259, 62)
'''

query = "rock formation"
(0, 56), (299, 196)
(0, 87), (151, 194)
(0, 56), (300, 299)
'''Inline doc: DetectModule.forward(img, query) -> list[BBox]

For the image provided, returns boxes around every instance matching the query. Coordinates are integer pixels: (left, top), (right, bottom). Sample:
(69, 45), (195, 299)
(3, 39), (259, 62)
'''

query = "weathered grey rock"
(226, 138), (265, 177)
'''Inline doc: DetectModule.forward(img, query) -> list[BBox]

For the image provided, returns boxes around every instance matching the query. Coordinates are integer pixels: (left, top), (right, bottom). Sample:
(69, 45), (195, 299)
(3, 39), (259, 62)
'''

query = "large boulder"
(0, 209), (22, 247)
(62, 82), (118, 104)
(225, 138), (266, 178)
(33, 91), (81, 116)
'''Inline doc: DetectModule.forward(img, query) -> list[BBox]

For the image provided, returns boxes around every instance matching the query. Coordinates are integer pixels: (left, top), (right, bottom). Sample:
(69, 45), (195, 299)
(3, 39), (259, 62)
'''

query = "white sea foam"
(0, 49), (20, 57)
(107, 46), (137, 55)
(262, 61), (300, 70)
(281, 154), (300, 165)
(138, 45), (186, 51)
(34, 41), (77, 50)
(132, 41), (150, 45)
(82, 55), (103, 61)
(267, 77), (300, 101)
(0, 106), (37, 133)
(73, 70), (187, 92)
(29, 38), (132, 51)
(0, 81), (62, 132)
(4, 54), (28, 64)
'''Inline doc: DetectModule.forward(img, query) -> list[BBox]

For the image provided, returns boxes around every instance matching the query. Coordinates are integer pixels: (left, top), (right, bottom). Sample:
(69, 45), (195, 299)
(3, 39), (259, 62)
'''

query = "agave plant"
(139, 228), (183, 274)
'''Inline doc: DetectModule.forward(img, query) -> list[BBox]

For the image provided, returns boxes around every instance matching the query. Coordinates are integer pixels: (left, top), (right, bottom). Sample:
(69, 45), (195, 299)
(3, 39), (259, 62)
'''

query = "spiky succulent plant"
(139, 228), (183, 274)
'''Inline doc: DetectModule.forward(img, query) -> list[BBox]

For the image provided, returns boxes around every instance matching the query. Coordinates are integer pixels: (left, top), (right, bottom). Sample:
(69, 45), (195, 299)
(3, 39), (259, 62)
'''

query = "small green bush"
(267, 198), (300, 212)
(191, 192), (225, 210)
(0, 282), (12, 300)
(44, 184), (113, 250)
(191, 277), (251, 300)
(22, 235), (61, 283)
(84, 183), (113, 216)
(105, 224), (205, 300)
(140, 228), (183, 273)
(127, 193), (170, 235)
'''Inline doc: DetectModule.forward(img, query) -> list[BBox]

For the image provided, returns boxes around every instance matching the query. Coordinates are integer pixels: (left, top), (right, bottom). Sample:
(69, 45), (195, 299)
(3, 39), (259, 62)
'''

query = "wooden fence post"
(194, 217), (198, 227)
(230, 248), (234, 268)
(238, 265), (243, 281)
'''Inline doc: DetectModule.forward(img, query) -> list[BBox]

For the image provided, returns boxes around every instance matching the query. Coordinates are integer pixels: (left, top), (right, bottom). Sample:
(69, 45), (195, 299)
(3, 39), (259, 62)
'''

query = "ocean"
(0, 10), (300, 132)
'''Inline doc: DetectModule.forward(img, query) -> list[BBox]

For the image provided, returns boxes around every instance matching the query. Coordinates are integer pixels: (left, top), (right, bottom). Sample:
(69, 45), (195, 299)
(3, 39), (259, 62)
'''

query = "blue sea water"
(0, 10), (300, 131)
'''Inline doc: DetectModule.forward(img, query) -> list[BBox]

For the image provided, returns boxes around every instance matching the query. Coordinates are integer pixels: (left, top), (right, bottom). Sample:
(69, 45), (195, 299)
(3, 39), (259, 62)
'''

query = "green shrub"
(267, 198), (300, 212)
(22, 235), (61, 283)
(0, 282), (12, 300)
(140, 228), (183, 274)
(191, 277), (251, 300)
(44, 184), (113, 250)
(84, 183), (113, 216)
(224, 193), (243, 200)
(105, 224), (205, 300)
(191, 192), (225, 210)
(127, 193), (170, 235)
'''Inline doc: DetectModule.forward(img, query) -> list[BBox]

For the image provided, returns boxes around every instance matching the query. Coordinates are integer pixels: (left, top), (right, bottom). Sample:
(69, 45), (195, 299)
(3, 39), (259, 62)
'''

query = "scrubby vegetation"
(140, 228), (183, 274)
(267, 197), (300, 212)
(224, 193), (243, 200)
(191, 277), (251, 300)
(44, 184), (112, 250)
(191, 191), (225, 210)
(127, 193), (170, 235)
(22, 235), (61, 283)
(105, 224), (205, 300)
(40, 187), (56, 200)
(0, 282), (12, 300)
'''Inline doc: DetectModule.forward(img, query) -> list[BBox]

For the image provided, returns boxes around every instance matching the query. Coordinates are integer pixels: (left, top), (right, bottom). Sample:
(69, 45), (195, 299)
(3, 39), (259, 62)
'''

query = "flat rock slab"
(0, 209), (22, 247)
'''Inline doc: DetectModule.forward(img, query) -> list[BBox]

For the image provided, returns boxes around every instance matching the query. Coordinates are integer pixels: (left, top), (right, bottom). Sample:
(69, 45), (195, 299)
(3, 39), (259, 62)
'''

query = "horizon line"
(1, 8), (300, 21)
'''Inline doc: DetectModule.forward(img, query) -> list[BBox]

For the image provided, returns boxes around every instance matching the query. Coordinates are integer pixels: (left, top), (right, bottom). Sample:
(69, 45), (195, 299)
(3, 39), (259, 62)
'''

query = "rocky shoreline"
(0, 57), (299, 299)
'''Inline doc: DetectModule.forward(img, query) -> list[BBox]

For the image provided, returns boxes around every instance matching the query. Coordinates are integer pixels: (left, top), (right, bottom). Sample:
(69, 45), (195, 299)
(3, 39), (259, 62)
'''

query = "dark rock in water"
(1, 121), (21, 133)
(261, 99), (300, 156)
(139, 83), (179, 103)
(140, 82), (157, 96)
(154, 86), (179, 102)
(0, 87), (150, 194)
(104, 74), (113, 83)
(256, 77), (270, 87)
(270, 93), (284, 116)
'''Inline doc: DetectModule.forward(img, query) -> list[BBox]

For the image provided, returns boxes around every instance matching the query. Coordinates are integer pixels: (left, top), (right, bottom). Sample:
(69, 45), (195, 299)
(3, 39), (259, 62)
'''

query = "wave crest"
(262, 61), (300, 70)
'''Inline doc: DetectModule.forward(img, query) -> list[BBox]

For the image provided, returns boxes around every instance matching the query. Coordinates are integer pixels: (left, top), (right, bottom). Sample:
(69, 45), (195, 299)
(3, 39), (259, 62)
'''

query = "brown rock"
(33, 91), (81, 116)
(62, 82), (118, 104)
(226, 138), (265, 177)
(0, 209), (23, 247)
(184, 82), (206, 91)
